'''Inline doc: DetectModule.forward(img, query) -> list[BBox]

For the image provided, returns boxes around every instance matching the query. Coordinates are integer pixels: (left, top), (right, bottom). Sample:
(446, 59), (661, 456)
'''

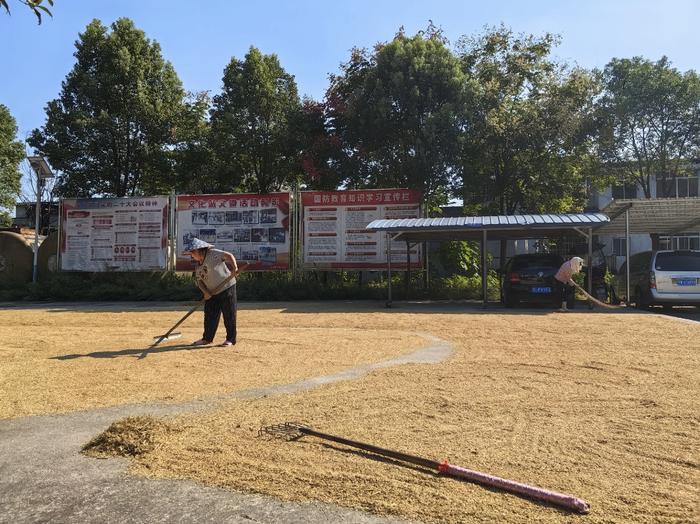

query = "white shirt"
(195, 249), (235, 293)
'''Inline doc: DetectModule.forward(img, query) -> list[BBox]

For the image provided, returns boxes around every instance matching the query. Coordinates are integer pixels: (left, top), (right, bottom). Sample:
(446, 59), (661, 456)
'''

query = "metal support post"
(625, 209), (631, 305)
(482, 230), (488, 308)
(587, 227), (593, 309)
(386, 232), (392, 307)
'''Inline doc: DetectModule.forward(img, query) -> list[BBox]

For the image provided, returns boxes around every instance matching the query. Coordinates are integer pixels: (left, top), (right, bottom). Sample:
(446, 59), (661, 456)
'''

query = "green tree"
(295, 98), (347, 190)
(327, 26), (469, 208)
(597, 56), (700, 198)
(209, 47), (301, 194)
(458, 26), (600, 215)
(29, 18), (187, 197)
(0, 0), (53, 24)
(0, 105), (24, 226)
(172, 91), (216, 193)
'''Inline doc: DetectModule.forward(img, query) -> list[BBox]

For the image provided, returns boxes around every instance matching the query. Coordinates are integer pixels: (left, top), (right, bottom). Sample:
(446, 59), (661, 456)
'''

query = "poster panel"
(60, 196), (169, 271)
(301, 189), (422, 269)
(176, 193), (290, 271)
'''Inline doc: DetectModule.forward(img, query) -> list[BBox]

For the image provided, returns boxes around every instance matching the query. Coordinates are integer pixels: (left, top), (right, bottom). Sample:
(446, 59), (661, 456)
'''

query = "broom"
(150, 263), (249, 348)
(571, 280), (624, 309)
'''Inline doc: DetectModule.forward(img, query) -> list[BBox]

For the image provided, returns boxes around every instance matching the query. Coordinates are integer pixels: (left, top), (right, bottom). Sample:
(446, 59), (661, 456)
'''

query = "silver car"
(634, 250), (700, 308)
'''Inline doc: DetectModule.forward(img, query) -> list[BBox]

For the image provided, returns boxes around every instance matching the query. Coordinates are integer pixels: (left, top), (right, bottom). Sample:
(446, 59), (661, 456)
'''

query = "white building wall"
(597, 233), (652, 272)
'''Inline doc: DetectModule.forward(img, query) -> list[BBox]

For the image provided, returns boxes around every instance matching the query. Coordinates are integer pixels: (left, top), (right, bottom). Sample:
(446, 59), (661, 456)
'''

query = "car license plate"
(674, 279), (697, 286)
(531, 286), (552, 294)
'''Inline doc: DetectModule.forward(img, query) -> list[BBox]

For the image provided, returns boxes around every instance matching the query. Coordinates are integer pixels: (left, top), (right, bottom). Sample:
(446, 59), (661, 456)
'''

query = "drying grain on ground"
(0, 303), (424, 418)
(82, 305), (699, 524)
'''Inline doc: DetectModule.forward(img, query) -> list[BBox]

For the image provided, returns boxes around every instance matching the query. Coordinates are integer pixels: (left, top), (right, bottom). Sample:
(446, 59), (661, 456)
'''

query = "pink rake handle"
(439, 461), (590, 514)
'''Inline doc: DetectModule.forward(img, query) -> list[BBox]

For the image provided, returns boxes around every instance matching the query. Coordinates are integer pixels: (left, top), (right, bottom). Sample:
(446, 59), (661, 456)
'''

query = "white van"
(635, 250), (700, 308)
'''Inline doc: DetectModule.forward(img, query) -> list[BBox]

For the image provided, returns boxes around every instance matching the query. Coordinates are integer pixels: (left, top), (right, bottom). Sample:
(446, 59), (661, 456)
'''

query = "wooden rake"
(150, 263), (249, 348)
(259, 422), (590, 514)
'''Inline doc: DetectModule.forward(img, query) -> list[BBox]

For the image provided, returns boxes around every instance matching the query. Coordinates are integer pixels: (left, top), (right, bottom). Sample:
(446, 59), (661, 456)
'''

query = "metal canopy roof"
(597, 198), (700, 235)
(366, 213), (609, 242)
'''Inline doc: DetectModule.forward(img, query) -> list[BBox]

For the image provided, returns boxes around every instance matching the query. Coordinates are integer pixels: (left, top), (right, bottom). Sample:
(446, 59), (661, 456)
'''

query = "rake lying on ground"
(259, 422), (590, 514)
(150, 263), (249, 348)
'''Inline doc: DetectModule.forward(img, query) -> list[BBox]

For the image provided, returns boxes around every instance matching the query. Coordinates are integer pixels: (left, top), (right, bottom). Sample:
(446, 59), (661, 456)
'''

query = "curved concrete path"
(0, 333), (453, 524)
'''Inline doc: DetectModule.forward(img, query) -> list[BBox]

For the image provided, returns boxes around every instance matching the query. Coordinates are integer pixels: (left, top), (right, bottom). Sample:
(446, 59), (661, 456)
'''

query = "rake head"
(152, 332), (182, 342)
(258, 422), (308, 440)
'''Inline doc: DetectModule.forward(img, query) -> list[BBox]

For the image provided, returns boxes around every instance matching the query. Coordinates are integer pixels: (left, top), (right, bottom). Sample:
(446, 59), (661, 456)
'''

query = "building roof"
(597, 198), (700, 235)
(365, 213), (609, 242)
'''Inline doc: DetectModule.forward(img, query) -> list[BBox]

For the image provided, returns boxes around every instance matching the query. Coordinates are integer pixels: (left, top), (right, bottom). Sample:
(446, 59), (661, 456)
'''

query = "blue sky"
(2, 0), (699, 142)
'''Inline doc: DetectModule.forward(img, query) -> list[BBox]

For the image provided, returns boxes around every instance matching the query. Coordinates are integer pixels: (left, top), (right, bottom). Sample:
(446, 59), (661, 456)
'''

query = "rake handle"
(440, 462), (590, 514)
(151, 264), (248, 348)
(294, 425), (589, 514)
(297, 426), (439, 470)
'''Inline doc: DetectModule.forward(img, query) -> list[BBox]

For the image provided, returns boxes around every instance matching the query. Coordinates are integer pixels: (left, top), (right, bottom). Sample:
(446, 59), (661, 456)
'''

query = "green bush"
(0, 268), (499, 302)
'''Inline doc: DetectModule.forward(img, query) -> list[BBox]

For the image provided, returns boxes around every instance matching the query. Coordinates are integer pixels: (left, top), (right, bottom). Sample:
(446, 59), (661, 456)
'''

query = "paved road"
(0, 333), (452, 524)
(659, 306), (700, 323)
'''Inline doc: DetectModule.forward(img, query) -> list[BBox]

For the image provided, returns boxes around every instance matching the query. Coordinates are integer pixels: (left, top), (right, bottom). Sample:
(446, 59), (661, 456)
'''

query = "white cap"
(571, 257), (584, 272)
(183, 237), (213, 254)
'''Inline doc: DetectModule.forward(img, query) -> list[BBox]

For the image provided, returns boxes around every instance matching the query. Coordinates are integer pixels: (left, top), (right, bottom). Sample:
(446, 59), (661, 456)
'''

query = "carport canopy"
(595, 197), (700, 300)
(597, 198), (700, 235)
(365, 213), (610, 306)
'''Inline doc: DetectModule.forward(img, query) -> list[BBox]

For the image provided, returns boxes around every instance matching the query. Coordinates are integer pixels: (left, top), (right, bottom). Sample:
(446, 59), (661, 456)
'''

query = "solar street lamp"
(27, 156), (54, 283)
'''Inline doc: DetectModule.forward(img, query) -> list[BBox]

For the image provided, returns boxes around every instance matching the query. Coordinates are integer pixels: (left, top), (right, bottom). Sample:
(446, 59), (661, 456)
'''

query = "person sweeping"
(554, 256), (584, 312)
(184, 238), (239, 347)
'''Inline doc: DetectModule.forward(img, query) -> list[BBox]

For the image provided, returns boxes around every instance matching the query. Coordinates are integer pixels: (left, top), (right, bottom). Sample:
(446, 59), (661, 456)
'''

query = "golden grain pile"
(3, 303), (699, 523)
(0, 304), (422, 418)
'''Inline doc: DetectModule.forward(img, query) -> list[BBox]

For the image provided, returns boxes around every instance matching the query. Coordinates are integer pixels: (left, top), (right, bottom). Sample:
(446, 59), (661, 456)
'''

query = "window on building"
(612, 238), (627, 256)
(655, 174), (699, 198)
(677, 176), (699, 197)
(656, 178), (671, 198)
(659, 233), (700, 250)
(612, 182), (638, 199)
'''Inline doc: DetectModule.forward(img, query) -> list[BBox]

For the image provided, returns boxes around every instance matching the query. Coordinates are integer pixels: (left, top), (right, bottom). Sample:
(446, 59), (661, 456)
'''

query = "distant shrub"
(0, 269), (499, 302)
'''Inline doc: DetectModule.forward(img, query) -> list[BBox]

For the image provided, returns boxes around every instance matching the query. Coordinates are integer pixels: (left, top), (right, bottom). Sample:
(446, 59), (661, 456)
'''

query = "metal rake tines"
(258, 422), (308, 440)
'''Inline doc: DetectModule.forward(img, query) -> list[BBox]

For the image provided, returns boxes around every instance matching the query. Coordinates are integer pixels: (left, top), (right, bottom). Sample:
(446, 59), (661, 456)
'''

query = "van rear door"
(653, 251), (700, 294)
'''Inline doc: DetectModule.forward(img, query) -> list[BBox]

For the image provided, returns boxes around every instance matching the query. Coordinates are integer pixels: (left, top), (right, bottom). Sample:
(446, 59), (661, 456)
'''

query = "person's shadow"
(50, 343), (211, 361)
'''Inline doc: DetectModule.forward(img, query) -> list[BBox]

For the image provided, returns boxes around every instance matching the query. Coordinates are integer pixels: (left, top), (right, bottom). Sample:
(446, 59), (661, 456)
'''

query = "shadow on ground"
(50, 342), (210, 361)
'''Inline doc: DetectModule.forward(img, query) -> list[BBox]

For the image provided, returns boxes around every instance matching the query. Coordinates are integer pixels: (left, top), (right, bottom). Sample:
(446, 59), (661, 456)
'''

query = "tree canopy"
(597, 56), (700, 198)
(0, 105), (24, 226)
(325, 26), (468, 208)
(458, 26), (600, 214)
(29, 18), (187, 197)
(209, 47), (301, 194)
(21, 18), (700, 217)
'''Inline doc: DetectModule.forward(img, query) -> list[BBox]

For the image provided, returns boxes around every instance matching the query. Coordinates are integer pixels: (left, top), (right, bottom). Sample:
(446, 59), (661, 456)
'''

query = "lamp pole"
(27, 156), (54, 283)
(32, 175), (42, 282)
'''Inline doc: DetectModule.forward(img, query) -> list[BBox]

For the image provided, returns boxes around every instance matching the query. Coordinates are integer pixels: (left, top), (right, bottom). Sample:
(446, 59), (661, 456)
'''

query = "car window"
(654, 252), (700, 271)
(511, 255), (563, 270)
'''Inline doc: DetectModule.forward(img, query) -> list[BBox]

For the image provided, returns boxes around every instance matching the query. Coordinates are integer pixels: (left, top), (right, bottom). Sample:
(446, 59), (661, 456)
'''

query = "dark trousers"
(556, 280), (573, 306)
(203, 284), (237, 342)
